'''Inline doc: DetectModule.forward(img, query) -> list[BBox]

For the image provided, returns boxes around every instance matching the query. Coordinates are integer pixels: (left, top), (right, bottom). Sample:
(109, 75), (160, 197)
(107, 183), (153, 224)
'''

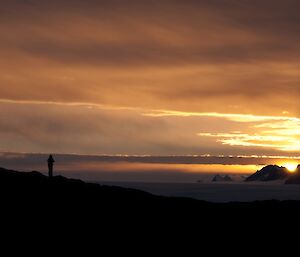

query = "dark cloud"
(2, 0), (300, 66)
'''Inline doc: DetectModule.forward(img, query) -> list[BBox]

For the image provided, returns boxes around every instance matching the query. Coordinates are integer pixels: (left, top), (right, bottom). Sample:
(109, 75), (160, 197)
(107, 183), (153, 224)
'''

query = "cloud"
(198, 117), (300, 151)
(0, 0), (300, 155)
(0, 100), (299, 156)
(0, 1), (300, 115)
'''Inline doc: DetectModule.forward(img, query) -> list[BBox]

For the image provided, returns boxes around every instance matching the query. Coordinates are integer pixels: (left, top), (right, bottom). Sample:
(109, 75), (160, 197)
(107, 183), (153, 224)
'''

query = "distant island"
(245, 164), (300, 183)
(212, 174), (233, 182)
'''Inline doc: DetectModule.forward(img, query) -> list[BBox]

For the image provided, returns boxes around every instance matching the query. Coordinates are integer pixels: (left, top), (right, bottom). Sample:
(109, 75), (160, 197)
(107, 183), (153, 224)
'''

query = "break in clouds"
(0, 0), (300, 155)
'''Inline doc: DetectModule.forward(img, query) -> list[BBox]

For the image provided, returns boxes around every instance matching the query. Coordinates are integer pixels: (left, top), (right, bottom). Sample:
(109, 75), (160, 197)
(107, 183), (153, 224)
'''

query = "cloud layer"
(0, 0), (299, 155)
(0, 101), (299, 156)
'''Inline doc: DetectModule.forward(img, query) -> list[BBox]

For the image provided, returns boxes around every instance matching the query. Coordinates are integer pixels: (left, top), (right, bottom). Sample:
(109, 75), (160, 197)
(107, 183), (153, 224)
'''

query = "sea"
(98, 181), (300, 203)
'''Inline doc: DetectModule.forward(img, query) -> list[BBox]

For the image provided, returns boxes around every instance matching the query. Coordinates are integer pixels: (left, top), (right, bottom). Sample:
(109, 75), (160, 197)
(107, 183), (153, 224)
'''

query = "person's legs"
(48, 164), (53, 177)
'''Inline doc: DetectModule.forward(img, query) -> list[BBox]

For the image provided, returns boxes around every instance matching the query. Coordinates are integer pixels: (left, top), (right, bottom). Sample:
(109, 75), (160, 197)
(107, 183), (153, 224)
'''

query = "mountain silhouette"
(0, 166), (166, 207)
(212, 174), (233, 182)
(0, 166), (212, 215)
(245, 165), (290, 182)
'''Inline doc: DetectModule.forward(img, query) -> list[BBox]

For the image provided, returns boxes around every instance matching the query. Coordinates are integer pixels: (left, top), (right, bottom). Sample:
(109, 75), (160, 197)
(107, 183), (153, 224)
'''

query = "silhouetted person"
(48, 155), (55, 177)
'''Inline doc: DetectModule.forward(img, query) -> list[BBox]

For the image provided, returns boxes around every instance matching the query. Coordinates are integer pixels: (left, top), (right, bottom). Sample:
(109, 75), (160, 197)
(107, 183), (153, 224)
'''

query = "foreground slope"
(2, 167), (300, 225)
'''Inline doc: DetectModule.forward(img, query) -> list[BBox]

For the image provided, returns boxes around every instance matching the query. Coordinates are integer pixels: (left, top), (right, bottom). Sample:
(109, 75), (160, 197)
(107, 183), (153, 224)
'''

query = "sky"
(2, 152), (300, 182)
(2, 152), (299, 182)
(0, 0), (300, 158)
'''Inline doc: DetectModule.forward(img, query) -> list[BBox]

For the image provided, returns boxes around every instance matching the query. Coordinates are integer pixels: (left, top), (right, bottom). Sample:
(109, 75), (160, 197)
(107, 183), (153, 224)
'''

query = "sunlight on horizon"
(284, 163), (298, 172)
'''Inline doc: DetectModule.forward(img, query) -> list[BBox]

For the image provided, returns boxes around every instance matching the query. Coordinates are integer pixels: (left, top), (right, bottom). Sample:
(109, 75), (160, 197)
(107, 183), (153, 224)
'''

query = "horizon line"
(1, 151), (300, 160)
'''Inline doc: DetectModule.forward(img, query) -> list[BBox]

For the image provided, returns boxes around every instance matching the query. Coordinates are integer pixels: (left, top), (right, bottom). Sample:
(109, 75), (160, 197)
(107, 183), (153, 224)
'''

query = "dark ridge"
(2, 166), (300, 228)
(245, 164), (300, 183)
(0, 166), (207, 212)
(245, 165), (290, 181)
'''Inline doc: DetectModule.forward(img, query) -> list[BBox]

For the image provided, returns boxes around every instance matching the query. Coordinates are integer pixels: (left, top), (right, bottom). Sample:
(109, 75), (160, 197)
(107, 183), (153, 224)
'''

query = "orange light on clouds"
(0, 0), (300, 157)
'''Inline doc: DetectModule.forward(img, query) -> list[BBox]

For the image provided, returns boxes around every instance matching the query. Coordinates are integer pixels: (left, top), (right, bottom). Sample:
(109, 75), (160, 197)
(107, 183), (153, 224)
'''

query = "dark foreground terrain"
(2, 166), (300, 233)
(3, 166), (300, 249)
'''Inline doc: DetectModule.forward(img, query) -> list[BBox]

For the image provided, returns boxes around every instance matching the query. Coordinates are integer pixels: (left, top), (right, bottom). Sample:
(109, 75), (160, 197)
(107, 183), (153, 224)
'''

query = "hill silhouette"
(2, 166), (300, 228)
(245, 165), (290, 181)
(0, 166), (207, 214)
(245, 164), (300, 183)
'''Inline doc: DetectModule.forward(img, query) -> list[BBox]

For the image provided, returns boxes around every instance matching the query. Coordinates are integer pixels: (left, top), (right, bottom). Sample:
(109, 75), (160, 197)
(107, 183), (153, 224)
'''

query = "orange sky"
(0, 0), (299, 156)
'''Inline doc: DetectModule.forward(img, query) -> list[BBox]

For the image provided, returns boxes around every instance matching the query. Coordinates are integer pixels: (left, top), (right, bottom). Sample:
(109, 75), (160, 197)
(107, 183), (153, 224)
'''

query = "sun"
(284, 163), (298, 172)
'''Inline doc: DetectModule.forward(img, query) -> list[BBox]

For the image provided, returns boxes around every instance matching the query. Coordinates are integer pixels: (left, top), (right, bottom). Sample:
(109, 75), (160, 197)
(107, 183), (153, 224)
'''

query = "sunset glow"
(0, 0), (300, 159)
(283, 163), (298, 172)
(4, 0), (300, 221)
